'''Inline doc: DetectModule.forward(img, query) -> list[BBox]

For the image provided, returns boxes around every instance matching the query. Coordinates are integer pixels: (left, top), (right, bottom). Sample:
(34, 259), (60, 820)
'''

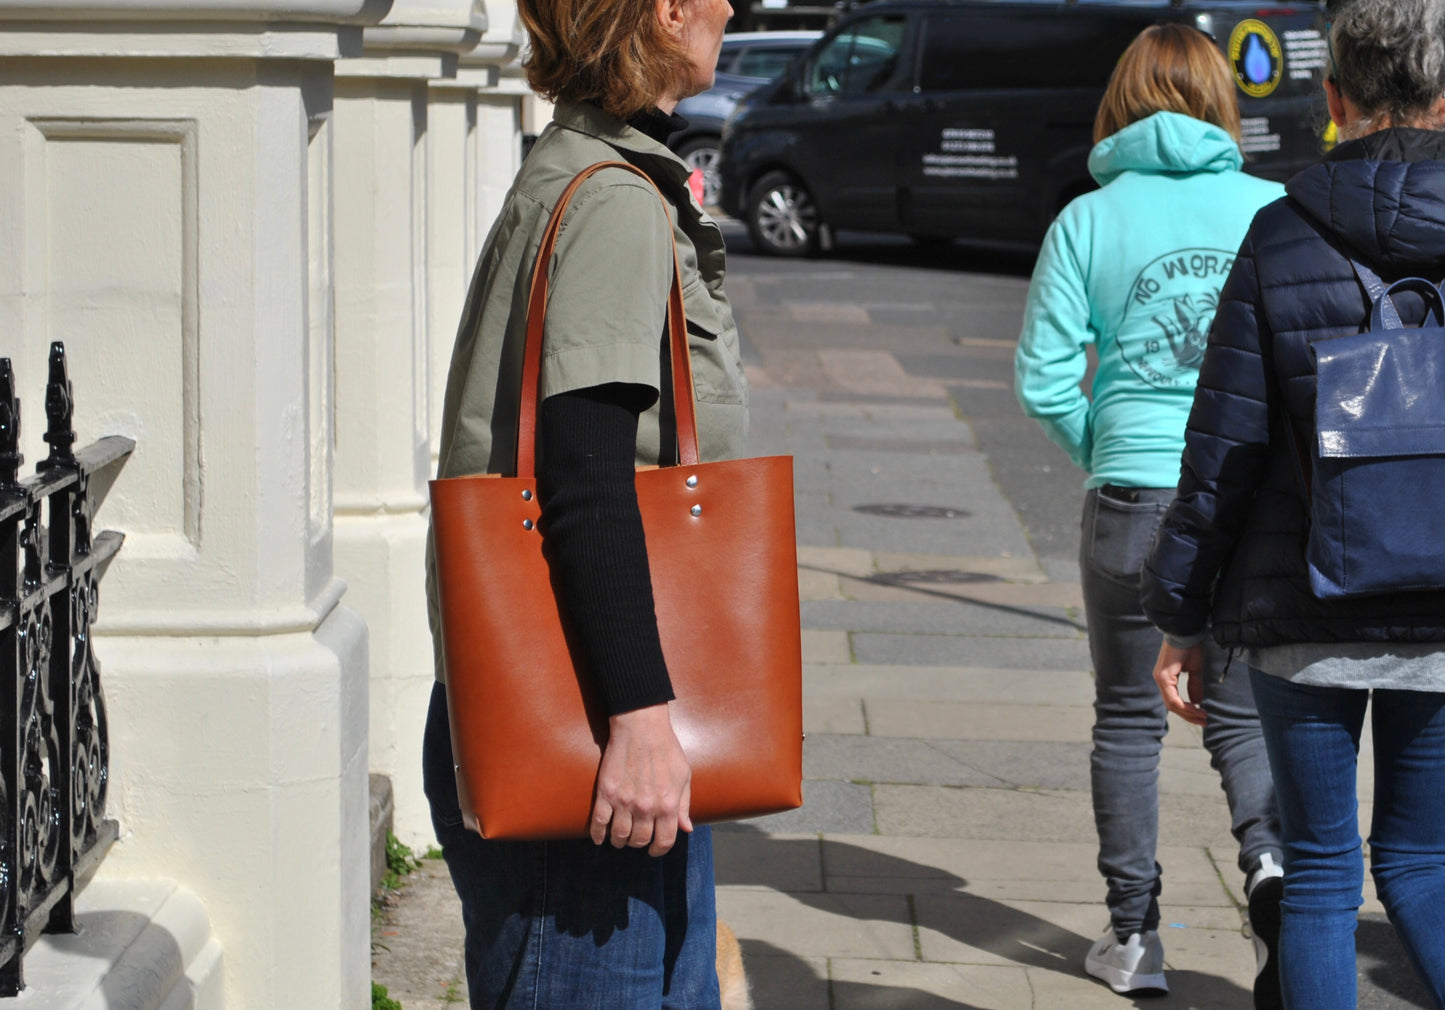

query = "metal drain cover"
(853, 504), (971, 519)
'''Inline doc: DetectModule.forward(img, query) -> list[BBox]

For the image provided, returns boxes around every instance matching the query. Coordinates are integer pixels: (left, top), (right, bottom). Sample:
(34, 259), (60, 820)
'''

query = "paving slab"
(804, 664), (1096, 705)
(1160, 744), (1234, 796)
(714, 889), (918, 960)
(799, 565), (845, 601)
(873, 784), (1098, 842)
(853, 633), (1092, 670)
(915, 897), (1245, 968)
(874, 552), (1049, 582)
(873, 785), (1239, 852)
(731, 943), (832, 1010)
(796, 544), (877, 577)
(830, 960), (1031, 1010)
(814, 836), (1228, 906)
(1026, 959), (1255, 1010)
(1358, 913), (1437, 1010)
(801, 628), (852, 664)
(727, 779), (876, 835)
(713, 831), (824, 893)
(839, 575), (1084, 610)
(802, 599), (1084, 640)
(864, 700), (1095, 743)
(833, 525), (1032, 563)
(803, 734), (1003, 788)
(804, 695), (868, 735)
(924, 739), (1094, 791)
(822, 451), (997, 491)
(824, 434), (975, 455)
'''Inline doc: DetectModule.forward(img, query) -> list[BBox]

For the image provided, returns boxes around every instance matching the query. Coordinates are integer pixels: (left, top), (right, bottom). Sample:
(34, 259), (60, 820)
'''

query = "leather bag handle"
(1349, 258), (1445, 330)
(516, 160), (700, 477)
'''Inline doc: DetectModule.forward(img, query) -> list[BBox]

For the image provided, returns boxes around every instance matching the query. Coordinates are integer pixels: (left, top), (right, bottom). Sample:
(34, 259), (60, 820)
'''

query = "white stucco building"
(0, 0), (527, 1004)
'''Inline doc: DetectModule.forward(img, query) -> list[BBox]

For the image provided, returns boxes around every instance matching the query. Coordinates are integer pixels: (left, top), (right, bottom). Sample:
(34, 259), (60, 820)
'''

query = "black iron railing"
(0, 343), (132, 995)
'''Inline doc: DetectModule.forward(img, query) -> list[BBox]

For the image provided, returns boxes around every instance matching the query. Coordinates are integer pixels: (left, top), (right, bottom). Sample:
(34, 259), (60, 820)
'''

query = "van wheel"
(746, 171), (820, 257)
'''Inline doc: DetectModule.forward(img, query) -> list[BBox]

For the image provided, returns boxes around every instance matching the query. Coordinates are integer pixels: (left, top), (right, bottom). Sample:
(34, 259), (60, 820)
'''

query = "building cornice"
(361, 0), (483, 56)
(0, 0), (390, 58)
(457, 14), (519, 72)
(0, 0), (391, 22)
(0, 22), (369, 58)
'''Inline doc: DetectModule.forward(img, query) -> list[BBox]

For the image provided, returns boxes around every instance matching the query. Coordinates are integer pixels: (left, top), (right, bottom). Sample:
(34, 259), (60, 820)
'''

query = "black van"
(717, 1), (1328, 255)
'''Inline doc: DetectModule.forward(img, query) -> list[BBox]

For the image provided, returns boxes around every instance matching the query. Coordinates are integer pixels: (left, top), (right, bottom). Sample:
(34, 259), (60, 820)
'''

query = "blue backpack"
(1299, 259), (1445, 599)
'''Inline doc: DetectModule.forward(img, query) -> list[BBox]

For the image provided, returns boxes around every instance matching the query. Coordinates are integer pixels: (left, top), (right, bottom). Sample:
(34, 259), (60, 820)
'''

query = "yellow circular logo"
(1228, 19), (1284, 98)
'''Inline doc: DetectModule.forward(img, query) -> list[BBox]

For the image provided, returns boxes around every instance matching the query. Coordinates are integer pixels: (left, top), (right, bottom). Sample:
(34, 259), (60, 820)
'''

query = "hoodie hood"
(1088, 111), (1243, 187)
(1284, 128), (1445, 273)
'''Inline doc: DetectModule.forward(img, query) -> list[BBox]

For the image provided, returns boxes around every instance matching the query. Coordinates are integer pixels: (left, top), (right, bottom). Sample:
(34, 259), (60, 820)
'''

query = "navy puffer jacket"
(1142, 128), (1445, 647)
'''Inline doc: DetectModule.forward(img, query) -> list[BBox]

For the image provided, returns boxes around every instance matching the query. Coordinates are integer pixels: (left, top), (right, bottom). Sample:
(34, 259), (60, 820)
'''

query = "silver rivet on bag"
(690, 505), (702, 517)
(523, 519), (534, 530)
(686, 475), (698, 488)
(522, 489), (533, 501)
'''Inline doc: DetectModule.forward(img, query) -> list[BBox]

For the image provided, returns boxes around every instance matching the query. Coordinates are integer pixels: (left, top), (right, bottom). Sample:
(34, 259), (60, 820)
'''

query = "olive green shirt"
(428, 101), (750, 681)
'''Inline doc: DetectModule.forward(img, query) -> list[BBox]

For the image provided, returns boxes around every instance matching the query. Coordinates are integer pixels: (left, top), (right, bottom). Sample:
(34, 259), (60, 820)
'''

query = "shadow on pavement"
(740, 938), (980, 1010)
(796, 561), (1087, 634)
(716, 825), (1254, 1009)
(1358, 914), (1433, 1009)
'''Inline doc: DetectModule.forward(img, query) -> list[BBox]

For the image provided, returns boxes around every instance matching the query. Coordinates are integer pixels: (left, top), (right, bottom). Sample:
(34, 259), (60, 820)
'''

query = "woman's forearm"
(538, 383), (674, 716)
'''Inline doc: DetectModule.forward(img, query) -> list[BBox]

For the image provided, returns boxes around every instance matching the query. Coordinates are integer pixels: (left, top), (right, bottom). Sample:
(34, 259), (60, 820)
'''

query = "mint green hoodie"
(1015, 111), (1283, 489)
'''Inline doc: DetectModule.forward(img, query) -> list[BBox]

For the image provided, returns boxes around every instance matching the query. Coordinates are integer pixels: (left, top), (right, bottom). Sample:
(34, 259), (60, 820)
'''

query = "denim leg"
(1201, 652), (1282, 879)
(421, 681), (720, 1010)
(1250, 669), (1366, 1010)
(532, 828), (718, 1009)
(1081, 488), (1171, 937)
(1367, 690), (1445, 1010)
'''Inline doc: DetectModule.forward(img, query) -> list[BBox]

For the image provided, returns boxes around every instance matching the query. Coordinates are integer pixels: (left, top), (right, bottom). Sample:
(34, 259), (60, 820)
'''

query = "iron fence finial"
(40, 343), (76, 473)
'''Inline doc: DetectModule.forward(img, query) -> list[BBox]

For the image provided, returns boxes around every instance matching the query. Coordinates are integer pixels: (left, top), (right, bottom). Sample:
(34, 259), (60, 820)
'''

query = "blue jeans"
(422, 681), (722, 1010)
(1251, 669), (1445, 1010)
(1082, 487), (1281, 937)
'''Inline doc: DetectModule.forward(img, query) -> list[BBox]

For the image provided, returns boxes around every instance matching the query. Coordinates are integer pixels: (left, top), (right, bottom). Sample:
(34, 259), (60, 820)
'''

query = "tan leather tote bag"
(429, 161), (804, 840)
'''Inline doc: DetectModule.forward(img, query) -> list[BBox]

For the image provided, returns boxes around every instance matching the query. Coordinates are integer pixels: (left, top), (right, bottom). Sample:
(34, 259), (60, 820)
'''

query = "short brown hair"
(518, 0), (691, 120)
(1094, 24), (1242, 145)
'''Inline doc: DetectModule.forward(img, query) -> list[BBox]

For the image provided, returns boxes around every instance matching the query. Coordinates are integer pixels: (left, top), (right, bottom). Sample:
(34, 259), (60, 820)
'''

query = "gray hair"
(1328, 0), (1445, 128)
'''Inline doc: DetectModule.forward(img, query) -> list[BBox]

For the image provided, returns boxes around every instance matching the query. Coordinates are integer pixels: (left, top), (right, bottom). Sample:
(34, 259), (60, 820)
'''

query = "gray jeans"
(1081, 486), (1281, 938)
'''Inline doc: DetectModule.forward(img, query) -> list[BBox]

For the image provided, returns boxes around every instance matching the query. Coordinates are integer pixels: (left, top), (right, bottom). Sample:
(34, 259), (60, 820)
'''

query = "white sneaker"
(1085, 927), (1168, 995)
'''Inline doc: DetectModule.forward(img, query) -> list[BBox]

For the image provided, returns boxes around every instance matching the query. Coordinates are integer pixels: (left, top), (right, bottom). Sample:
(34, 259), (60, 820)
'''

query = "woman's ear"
(656, 0), (685, 38)
(1323, 76), (1347, 128)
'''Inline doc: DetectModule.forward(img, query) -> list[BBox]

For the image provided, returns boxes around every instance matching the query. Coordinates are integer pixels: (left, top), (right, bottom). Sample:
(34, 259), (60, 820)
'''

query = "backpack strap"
(1349, 257), (1445, 329)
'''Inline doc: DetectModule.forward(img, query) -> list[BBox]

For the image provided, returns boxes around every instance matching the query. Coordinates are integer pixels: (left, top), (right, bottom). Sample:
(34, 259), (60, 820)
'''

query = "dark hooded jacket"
(1141, 128), (1445, 647)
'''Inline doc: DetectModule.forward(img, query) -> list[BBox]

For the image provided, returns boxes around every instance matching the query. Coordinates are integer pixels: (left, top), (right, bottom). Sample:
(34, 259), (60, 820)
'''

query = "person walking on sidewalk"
(420, 0), (745, 1004)
(1144, 2), (1445, 1007)
(1015, 24), (1284, 1005)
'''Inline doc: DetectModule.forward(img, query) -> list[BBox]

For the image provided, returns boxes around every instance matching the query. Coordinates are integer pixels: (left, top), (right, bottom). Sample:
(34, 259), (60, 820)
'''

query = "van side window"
(919, 14), (1150, 91)
(808, 16), (907, 97)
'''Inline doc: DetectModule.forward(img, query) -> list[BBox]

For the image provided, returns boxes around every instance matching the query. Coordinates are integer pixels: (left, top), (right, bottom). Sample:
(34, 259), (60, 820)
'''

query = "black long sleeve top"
(535, 106), (688, 716)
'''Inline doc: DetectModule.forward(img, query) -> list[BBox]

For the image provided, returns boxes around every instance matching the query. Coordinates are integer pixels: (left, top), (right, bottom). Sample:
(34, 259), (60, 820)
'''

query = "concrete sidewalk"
(371, 258), (1429, 1009)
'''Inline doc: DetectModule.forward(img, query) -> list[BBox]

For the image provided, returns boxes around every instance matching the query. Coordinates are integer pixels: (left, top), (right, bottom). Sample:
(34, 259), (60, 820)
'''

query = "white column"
(423, 24), (525, 471)
(0, 6), (375, 1009)
(333, 0), (483, 849)
(461, 4), (526, 262)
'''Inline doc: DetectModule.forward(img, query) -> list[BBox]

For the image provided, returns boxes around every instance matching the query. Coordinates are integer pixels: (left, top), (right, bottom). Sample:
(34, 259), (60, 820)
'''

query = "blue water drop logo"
(1243, 34), (1273, 85)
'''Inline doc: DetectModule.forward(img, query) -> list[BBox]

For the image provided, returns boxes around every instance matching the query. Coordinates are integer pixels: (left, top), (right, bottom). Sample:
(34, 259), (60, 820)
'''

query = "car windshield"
(808, 16), (907, 97)
(734, 47), (809, 79)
